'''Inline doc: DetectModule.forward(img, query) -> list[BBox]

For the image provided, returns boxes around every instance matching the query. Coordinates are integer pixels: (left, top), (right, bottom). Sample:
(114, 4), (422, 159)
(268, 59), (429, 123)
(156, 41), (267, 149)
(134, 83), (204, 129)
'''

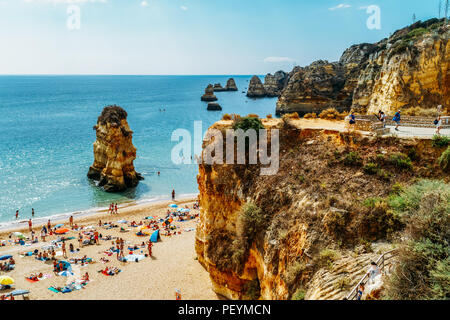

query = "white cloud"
(264, 57), (295, 63)
(329, 3), (351, 11)
(180, 5), (188, 11)
(141, 0), (148, 6)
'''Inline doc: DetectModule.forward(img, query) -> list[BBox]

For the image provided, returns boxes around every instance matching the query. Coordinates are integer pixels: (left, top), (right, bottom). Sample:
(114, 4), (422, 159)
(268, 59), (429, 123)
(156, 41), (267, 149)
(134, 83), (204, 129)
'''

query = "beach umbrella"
(0, 276), (14, 286)
(169, 204), (178, 208)
(58, 271), (74, 277)
(0, 255), (12, 261)
(55, 228), (70, 234)
(55, 224), (64, 229)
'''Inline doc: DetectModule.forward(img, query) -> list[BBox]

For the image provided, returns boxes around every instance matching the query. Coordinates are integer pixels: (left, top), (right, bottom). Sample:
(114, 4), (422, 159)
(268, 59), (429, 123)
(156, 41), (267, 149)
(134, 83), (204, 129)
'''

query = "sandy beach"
(0, 198), (219, 300)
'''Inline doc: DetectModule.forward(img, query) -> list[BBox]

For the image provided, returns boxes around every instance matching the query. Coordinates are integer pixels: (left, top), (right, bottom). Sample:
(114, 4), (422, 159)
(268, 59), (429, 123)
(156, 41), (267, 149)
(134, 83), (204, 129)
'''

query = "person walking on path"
(435, 116), (442, 135)
(393, 110), (401, 131)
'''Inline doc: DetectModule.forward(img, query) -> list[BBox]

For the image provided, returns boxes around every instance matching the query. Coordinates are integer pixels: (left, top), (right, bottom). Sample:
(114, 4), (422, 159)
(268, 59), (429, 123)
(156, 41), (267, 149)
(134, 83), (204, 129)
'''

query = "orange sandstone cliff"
(195, 118), (448, 300)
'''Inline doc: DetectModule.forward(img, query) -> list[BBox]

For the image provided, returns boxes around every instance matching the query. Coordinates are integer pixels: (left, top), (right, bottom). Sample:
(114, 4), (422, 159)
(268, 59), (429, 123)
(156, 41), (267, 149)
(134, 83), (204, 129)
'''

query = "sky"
(0, 0), (443, 75)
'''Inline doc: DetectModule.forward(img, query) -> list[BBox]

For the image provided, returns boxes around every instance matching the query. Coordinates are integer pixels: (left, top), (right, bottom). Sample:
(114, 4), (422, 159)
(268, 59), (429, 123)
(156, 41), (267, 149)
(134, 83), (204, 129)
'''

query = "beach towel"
(48, 287), (59, 293)
(26, 278), (39, 283)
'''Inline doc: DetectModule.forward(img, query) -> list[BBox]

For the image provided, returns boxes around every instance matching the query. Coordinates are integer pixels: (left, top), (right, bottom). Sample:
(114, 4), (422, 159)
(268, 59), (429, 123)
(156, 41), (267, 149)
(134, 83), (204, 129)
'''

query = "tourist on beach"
(147, 241), (153, 257)
(15, 210), (19, 220)
(28, 219), (32, 232)
(115, 203), (118, 215)
(32, 208), (34, 218)
(435, 116), (442, 135)
(47, 219), (51, 231)
(393, 110), (401, 131)
(62, 241), (67, 258)
(69, 215), (73, 228)
(94, 231), (99, 245)
(41, 229), (46, 242)
(172, 189), (175, 200)
(78, 233), (83, 248)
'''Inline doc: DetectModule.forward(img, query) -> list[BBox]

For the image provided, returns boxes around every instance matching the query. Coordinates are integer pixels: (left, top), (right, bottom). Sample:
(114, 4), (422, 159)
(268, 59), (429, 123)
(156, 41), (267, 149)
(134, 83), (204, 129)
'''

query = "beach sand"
(0, 198), (219, 300)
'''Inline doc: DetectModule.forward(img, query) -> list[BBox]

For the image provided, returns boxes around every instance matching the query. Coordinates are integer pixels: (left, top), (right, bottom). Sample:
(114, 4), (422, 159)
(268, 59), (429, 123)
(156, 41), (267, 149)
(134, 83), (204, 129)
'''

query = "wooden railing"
(346, 249), (398, 300)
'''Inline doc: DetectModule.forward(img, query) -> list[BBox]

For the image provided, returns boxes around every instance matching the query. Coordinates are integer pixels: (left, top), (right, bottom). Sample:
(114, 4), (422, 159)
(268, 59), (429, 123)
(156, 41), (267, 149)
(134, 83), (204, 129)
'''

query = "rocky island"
(201, 84), (218, 102)
(87, 105), (143, 192)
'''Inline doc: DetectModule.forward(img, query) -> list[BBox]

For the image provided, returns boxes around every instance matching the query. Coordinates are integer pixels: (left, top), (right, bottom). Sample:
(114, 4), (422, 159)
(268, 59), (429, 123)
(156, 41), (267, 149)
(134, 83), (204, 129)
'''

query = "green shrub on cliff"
(291, 288), (306, 300)
(344, 151), (362, 166)
(389, 153), (412, 170)
(237, 202), (266, 244)
(384, 179), (450, 300)
(432, 135), (450, 148)
(233, 116), (264, 132)
(363, 162), (379, 175)
(438, 147), (450, 172)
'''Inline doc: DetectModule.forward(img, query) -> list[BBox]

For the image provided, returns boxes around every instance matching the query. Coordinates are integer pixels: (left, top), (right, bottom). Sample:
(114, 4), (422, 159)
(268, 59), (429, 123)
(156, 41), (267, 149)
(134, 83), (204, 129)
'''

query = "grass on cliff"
(383, 179), (450, 300)
(439, 147), (450, 172)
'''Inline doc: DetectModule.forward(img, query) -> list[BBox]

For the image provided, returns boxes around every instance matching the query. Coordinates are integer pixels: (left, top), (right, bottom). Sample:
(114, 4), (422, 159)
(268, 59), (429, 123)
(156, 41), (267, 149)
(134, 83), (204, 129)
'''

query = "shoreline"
(0, 193), (199, 235)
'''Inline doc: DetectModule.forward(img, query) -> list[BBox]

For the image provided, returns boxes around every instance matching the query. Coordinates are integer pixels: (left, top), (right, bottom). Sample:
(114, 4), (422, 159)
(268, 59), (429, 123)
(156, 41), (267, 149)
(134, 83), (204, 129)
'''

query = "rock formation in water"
(246, 76), (267, 98)
(264, 71), (288, 97)
(213, 83), (227, 92)
(201, 84), (218, 102)
(276, 18), (449, 116)
(195, 117), (448, 300)
(87, 105), (143, 192)
(207, 103), (222, 111)
(225, 78), (238, 91)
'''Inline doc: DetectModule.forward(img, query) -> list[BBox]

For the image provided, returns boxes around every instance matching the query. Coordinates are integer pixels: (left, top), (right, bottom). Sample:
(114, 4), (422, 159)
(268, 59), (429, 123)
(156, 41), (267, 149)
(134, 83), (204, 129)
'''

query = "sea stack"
(201, 84), (218, 101)
(213, 83), (227, 92)
(87, 105), (143, 192)
(225, 78), (238, 91)
(207, 103), (222, 111)
(246, 75), (267, 98)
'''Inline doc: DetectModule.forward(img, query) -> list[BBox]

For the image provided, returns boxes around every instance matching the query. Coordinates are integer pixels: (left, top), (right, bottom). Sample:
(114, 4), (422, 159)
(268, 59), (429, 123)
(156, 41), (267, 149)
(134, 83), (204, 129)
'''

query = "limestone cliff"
(276, 18), (449, 116)
(195, 118), (448, 300)
(246, 76), (267, 98)
(264, 71), (288, 97)
(87, 105), (143, 192)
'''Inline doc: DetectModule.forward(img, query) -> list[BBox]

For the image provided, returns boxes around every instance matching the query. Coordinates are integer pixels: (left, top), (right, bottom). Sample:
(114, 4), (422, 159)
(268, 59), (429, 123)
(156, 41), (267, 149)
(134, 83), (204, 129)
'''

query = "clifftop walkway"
(278, 117), (450, 139)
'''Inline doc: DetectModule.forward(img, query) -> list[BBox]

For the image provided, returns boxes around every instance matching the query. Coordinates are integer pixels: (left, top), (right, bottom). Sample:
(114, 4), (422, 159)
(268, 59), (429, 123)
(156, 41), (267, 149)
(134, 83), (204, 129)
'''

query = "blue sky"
(0, 0), (441, 75)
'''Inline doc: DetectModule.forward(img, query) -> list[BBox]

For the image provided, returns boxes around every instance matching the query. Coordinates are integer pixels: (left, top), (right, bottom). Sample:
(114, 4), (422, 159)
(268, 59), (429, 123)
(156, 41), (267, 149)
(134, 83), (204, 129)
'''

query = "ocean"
(0, 75), (277, 224)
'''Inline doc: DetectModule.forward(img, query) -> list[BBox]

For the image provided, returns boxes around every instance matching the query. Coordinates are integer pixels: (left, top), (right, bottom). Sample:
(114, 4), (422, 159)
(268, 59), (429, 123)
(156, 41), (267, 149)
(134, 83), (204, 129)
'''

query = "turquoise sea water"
(0, 75), (277, 223)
